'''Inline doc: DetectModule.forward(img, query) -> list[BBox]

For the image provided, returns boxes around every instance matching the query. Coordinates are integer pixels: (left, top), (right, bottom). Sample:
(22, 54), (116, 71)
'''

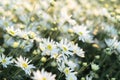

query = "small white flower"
(57, 56), (66, 72)
(6, 26), (17, 36)
(4, 36), (15, 46)
(20, 40), (34, 52)
(0, 54), (13, 68)
(66, 73), (77, 80)
(31, 69), (56, 80)
(105, 38), (120, 49)
(63, 67), (73, 75)
(16, 29), (29, 40)
(57, 39), (73, 55)
(28, 31), (36, 39)
(57, 56), (76, 75)
(71, 44), (85, 57)
(40, 38), (59, 58)
(102, 23), (118, 37)
(100, 8), (109, 16)
(14, 56), (35, 75)
(73, 25), (93, 43)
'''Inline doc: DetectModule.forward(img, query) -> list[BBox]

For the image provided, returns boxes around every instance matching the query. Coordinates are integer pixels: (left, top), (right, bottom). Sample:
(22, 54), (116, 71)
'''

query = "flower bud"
(81, 77), (85, 80)
(111, 78), (116, 80)
(95, 55), (100, 59)
(91, 64), (99, 71)
(41, 57), (47, 62)
(82, 62), (87, 67)
(12, 42), (19, 48)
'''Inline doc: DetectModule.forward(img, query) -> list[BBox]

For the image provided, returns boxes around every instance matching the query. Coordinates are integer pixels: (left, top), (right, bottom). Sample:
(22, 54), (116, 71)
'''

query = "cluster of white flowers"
(0, 53), (35, 75)
(39, 38), (85, 79)
(0, 26), (85, 79)
(0, 0), (119, 80)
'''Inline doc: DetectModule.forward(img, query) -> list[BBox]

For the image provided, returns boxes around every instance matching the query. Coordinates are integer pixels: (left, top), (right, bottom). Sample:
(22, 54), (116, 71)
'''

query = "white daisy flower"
(63, 67), (73, 75)
(71, 43), (85, 57)
(57, 39), (73, 56)
(31, 69), (56, 80)
(16, 29), (29, 40)
(101, 23), (118, 37)
(28, 31), (36, 39)
(105, 38), (120, 49)
(57, 56), (75, 75)
(6, 26), (17, 36)
(57, 58), (78, 79)
(14, 56), (35, 75)
(57, 58), (66, 72)
(0, 54), (13, 68)
(40, 38), (59, 58)
(73, 25), (93, 43)
(66, 73), (77, 80)
(20, 40), (34, 52)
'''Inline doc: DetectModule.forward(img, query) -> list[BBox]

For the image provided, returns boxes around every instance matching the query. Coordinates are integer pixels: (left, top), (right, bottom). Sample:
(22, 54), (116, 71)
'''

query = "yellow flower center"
(22, 34), (28, 39)
(78, 32), (83, 36)
(4, 22), (9, 26)
(47, 44), (52, 50)
(64, 68), (70, 75)
(70, 77), (74, 80)
(13, 42), (19, 48)
(22, 62), (28, 68)
(42, 77), (47, 80)
(9, 30), (15, 36)
(29, 32), (36, 38)
(31, 17), (35, 21)
(53, 53), (59, 59)
(63, 46), (68, 51)
(2, 59), (6, 63)
(73, 49), (77, 53)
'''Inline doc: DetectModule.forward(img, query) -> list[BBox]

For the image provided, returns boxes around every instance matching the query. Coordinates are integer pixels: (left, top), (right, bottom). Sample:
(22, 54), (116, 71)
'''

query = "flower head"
(0, 54), (13, 68)
(57, 39), (73, 55)
(6, 26), (18, 36)
(14, 56), (35, 75)
(71, 43), (85, 57)
(31, 69), (56, 80)
(105, 38), (120, 49)
(73, 25), (93, 43)
(66, 73), (77, 80)
(40, 38), (59, 58)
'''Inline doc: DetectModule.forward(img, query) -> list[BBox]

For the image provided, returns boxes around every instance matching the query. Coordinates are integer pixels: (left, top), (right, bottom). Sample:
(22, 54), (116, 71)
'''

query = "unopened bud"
(91, 64), (99, 71)
(41, 57), (47, 62)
